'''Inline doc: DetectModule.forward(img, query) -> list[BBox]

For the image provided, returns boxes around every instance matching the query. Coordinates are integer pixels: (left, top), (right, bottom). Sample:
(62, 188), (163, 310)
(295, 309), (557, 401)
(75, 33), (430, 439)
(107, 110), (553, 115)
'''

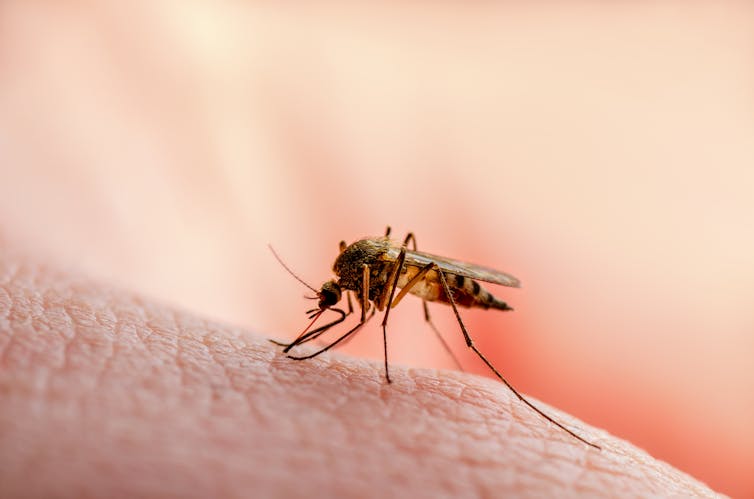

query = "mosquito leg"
(378, 245), (409, 384)
(400, 232), (465, 371)
(402, 232), (416, 247)
(287, 310), (351, 349)
(287, 314), (371, 360)
(337, 307), (376, 349)
(390, 262), (432, 308)
(393, 232), (419, 309)
(282, 308), (348, 353)
(361, 264), (370, 323)
(424, 309), (465, 371)
(435, 268), (601, 450)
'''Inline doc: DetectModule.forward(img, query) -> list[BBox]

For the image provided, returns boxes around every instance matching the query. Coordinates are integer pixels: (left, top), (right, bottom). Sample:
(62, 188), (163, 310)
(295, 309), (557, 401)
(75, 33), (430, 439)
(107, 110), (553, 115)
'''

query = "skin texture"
(0, 252), (721, 498)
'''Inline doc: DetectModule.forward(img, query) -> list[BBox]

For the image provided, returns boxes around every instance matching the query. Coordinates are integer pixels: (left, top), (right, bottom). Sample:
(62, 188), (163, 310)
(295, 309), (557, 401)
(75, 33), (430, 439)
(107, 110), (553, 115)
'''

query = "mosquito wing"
(386, 247), (521, 288)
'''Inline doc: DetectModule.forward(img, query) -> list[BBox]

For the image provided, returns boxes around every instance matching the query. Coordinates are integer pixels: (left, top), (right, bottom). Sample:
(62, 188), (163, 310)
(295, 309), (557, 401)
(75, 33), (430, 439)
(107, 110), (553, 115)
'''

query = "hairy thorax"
(332, 237), (394, 305)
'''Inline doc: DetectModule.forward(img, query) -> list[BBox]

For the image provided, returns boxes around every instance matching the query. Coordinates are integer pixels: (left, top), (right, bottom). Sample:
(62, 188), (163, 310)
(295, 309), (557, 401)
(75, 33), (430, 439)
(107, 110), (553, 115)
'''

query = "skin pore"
(0, 252), (719, 497)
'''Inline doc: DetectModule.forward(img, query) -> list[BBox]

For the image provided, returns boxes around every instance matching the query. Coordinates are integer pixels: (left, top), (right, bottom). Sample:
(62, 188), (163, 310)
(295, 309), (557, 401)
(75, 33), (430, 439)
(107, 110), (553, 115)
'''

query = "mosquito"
(270, 227), (600, 450)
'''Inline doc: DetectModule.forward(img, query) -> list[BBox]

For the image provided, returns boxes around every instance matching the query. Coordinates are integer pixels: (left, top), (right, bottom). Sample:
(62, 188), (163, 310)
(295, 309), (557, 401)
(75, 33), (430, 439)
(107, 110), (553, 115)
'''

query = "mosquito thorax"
(318, 280), (341, 308)
(332, 237), (390, 290)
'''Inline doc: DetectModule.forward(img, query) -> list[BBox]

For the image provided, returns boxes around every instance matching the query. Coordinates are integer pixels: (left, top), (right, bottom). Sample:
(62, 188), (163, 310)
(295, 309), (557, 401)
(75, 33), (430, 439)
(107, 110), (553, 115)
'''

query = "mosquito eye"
(319, 290), (336, 307)
(319, 282), (341, 308)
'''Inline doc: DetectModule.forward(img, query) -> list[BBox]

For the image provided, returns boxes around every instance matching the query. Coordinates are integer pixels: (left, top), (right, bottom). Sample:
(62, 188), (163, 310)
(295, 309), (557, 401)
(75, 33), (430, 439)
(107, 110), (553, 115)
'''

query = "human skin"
(0, 253), (721, 497)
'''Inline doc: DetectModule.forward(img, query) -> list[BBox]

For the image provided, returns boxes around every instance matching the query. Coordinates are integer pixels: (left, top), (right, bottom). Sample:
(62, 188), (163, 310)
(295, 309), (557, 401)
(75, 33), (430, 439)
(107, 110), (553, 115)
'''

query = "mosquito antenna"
(268, 244), (318, 293)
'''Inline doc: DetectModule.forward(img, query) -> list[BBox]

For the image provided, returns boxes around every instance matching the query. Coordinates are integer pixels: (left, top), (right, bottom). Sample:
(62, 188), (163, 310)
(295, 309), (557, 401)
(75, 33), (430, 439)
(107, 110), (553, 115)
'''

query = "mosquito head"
(318, 280), (341, 309)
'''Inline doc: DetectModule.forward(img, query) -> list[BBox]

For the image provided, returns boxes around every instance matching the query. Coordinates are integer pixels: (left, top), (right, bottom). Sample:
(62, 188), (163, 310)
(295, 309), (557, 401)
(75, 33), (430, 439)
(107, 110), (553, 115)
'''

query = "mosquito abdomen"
(458, 274), (513, 311)
(416, 272), (513, 311)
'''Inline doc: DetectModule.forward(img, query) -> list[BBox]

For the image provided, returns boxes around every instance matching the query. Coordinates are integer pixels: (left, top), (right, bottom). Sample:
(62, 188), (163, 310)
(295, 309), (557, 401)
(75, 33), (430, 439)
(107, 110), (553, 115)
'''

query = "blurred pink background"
(1, 2), (752, 496)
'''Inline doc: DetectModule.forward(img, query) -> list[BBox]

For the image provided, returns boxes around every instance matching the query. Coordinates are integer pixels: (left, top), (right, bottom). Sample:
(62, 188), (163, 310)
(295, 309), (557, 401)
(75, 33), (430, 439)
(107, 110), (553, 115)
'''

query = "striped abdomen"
(396, 265), (512, 311)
